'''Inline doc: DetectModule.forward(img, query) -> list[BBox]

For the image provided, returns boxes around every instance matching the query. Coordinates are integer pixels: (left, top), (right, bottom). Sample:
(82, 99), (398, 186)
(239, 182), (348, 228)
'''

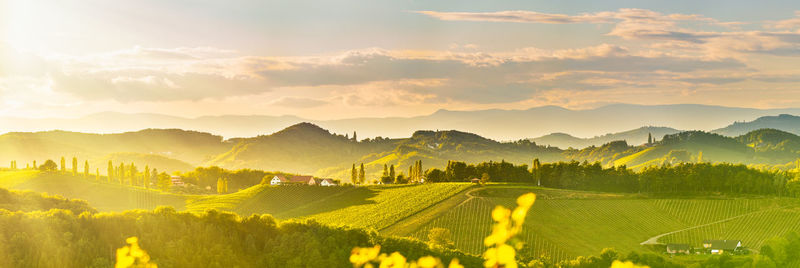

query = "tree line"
(425, 159), (800, 196)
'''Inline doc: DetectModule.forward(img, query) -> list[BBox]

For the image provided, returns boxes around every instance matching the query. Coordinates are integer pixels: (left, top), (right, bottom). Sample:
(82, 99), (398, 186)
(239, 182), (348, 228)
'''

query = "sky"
(2, 0), (800, 119)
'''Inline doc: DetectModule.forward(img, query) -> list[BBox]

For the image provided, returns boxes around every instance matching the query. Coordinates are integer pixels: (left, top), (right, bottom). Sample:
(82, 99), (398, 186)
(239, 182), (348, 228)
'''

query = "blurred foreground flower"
(115, 237), (157, 268)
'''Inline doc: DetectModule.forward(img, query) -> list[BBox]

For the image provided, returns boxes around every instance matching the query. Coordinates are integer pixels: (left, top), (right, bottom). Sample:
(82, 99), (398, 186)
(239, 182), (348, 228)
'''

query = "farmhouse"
(269, 175), (289, 186)
(702, 240), (742, 254)
(170, 176), (186, 187)
(309, 178), (338, 186)
(666, 244), (690, 254)
(289, 175), (313, 185)
(471, 178), (480, 184)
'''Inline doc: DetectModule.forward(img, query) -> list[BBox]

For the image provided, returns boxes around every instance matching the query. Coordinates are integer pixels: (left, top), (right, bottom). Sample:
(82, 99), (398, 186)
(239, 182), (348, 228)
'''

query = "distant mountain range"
(4, 104), (800, 140)
(4, 122), (800, 182)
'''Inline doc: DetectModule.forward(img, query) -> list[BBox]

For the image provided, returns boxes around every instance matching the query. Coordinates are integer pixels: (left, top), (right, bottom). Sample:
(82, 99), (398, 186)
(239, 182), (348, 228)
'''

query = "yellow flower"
(416, 256), (441, 268)
(350, 246), (381, 266)
(491, 206), (511, 222)
(511, 207), (527, 224)
(611, 260), (649, 268)
(379, 252), (407, 268)
(516, 193), (536, 208)
(496, 244), (516, 265)
(448, 259), (464, 268)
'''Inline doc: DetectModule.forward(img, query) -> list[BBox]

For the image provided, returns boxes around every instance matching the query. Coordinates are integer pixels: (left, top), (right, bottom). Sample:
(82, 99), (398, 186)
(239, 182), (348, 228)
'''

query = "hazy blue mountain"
(713, 114), (800, 137)
(3, 104), (800, 140)
(531, 126), (682, 149)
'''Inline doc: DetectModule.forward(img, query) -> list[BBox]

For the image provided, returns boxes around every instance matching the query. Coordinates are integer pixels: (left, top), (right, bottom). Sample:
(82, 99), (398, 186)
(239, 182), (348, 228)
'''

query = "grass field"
(400, 185), (800, 261)
(5, 169), (800, 262)
(0, 170), (187, 211)
(188, 183), (473, 230)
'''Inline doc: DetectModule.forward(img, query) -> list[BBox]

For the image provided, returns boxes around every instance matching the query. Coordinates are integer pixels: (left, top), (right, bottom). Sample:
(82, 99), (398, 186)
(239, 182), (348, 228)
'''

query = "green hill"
(317, 130), (563, 181)
(736, 129), (800, 164)
(207, 122), (398, 175)
(384, 184), (800, 261)
(0, 129), (230, 172)
(714, 114), (800, 137)
(614, 131), (755, 168)
(0, 170), (187, 211)
(532, 126), (682, 149)
(185, 182), (472, 230)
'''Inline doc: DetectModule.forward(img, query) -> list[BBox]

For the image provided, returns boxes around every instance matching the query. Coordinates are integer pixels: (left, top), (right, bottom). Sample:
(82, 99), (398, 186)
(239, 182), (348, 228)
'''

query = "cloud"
(415, 10), (615, 24)
(41, 45), (746, 104)
(271, 97), (328, 108)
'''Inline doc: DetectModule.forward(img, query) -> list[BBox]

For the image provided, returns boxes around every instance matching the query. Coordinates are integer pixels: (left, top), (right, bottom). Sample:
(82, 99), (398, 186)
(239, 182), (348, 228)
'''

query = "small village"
(666, 240), (746, 256)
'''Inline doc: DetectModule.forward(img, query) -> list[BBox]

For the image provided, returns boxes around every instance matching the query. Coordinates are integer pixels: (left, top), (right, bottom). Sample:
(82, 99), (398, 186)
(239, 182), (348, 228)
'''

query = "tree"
(352, 131), (357, 142)
(532, 158), (541, 186)
(358, 163), (365, 185)
(32, 160), (36, 171)
(389, 165), (395, 180)
(95, 168), (100, 181)
(697, 151), (704, 163)
(151, 168), (158, 187)
(84, 160), (89, 177)
(217, 178), (228, 194)
(480, 173), (490, 184)
(647, 133), (653, 144)
(108, 161), (114, 183)
(144, 166), (150, 188)
(351, 164), (357, 184)
(157, 173), (171, 192)
(118, 162), (125, 184)
(427, 228), (454, 249)
(40, 159), (58, 172)
(60, 157), (65, 172)
(72, 157), (78, 176)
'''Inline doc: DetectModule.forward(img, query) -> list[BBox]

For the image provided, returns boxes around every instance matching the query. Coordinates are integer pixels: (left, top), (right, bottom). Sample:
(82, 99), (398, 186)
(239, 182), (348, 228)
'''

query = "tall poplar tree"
(358, 163), (365, 185)
(351, 164), (357, 184)
(60, 157), (65, 172)
(84, 160), (89, 177)
(72, 157), (78, 176)
(108, 161), (114, 182)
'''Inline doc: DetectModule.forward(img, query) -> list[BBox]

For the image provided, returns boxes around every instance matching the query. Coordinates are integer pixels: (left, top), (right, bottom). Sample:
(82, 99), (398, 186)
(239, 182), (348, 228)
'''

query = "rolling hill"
(0, 129), (231, 173)
(0, 170), (188, 211)
(531, 126), (682, 149)
(714, 114), (800, 137)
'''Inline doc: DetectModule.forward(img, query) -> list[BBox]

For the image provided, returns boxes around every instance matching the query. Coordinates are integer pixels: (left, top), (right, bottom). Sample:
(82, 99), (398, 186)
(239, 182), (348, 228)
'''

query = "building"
(170, 176), (185, 187)
(309, 178), (338, 186)
(471, 178), (480, 184)
(288, 175), (313, 185)
(702, 240), (742, 254)
(269, 175), (289, 186)
(666, 244), (691, 254)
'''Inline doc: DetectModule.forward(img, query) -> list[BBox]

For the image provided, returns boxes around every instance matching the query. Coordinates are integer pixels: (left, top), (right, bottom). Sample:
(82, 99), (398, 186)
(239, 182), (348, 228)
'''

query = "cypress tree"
(84, 160), (89, 177)
(389, 165), (395, 180)
(358, 163), (365, 185)
(60, 157), (65, 172)
(351, 164), (357, 184)
(108, 161), (114, 182)
(72, 157), (78, 176)
(144, 166), (150, 187)
(33, 160), (36, 170)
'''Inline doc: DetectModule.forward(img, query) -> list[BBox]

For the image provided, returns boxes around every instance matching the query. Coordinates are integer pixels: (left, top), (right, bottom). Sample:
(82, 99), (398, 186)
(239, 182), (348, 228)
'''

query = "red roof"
(273, 175), (289, 182)
(290, 175), (313, 183)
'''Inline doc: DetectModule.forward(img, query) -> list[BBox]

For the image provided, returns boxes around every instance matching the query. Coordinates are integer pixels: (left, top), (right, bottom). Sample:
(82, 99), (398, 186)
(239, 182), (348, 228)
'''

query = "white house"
(319, 178), (337, 186)
(270, 175), (288, 186)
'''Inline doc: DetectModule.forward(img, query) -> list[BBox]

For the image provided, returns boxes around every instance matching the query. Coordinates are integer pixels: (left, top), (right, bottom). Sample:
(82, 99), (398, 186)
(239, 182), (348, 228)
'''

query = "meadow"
(401, 185), (800, 261)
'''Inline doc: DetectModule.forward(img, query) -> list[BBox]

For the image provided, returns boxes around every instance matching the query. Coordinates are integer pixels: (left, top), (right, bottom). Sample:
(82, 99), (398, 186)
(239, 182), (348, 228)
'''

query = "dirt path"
(640, 205), (788, 245)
